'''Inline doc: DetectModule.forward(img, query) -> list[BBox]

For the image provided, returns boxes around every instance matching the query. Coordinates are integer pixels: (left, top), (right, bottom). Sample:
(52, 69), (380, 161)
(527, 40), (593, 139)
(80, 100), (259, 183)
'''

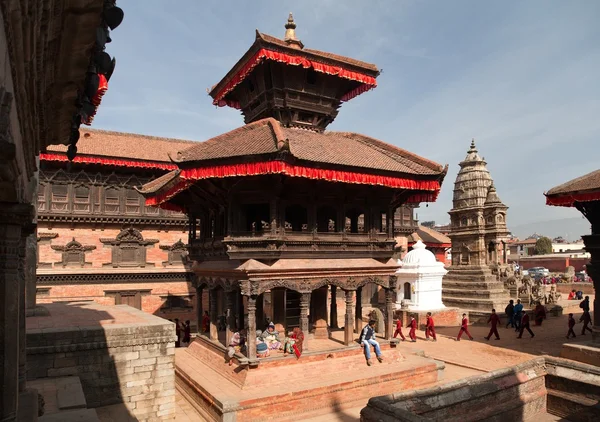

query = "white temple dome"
(402, 240), (437, 266)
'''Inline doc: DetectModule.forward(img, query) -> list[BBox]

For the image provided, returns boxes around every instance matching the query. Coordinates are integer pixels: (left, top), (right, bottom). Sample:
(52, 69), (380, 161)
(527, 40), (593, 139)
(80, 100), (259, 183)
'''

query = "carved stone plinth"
(313, 319), (328, 339)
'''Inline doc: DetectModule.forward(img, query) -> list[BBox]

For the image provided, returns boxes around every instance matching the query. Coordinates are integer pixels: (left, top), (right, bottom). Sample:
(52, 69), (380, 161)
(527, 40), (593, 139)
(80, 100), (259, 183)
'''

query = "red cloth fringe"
(39, 153), (178, 171)
(212, 48), (377, 109)
(82, 74), (108, 125)
(146, 160), (441, 210)
(545, 191), (600, 207)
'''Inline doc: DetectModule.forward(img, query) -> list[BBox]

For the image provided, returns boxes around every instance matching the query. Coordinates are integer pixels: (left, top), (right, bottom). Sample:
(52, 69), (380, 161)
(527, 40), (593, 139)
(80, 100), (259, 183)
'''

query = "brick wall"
(27, 303), (177, 421)
(519, 256), (590, 272)
(37, 226), (187, 268)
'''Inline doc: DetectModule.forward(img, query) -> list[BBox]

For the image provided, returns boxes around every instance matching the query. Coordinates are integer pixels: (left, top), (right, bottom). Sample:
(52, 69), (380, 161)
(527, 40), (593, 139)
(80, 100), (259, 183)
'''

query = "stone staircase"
(545, 356), (600, 422)
(442, 267), (511, 316)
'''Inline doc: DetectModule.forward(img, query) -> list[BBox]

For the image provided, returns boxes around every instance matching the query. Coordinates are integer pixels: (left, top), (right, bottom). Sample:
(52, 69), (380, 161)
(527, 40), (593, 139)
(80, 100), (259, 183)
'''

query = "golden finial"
(284, 13), (303, 49)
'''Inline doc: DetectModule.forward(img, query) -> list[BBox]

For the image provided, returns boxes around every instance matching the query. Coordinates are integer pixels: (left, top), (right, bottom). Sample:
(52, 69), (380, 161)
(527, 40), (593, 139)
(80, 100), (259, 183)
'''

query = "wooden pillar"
(246, 296), (257, 359)
(225, 291), (235, 345)
(355, 286), (363, 334)
(237, 289), (244, 332)
(256, 293), (264, 329)
(329, 286), (338, 329)
(209, 288), (218, 341)
(344, 290), (355, 346)
(196, 286), (203, 334)
(300, 293), (311, 351)
(384, 287), (395, 340)
(337, 206), (345, 233)
(387, 206), (395, 238)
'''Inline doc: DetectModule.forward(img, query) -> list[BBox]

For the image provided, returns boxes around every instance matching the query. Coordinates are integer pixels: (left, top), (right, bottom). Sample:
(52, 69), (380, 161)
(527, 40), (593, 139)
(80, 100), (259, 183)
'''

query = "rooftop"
(176, 118), (445, 176)
(407, 225), (451, 246)
(44, 128), (196, 164)
(545, 169), (600, 207)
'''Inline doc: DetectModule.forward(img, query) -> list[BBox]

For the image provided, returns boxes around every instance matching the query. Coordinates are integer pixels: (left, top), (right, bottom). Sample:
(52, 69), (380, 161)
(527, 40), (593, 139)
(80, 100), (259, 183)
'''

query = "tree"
(534, 236), (552, 255)
(421, 221), (436, 228)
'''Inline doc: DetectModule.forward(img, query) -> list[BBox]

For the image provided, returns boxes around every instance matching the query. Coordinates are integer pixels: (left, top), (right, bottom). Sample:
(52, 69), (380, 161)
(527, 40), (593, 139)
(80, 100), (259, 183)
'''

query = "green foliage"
(534, 236), (552, 255)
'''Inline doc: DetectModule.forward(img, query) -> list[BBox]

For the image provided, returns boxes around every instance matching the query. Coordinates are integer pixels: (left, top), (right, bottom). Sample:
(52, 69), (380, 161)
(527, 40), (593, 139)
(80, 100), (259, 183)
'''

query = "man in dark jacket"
(505, 300), (515, 329)
(360, 320), (383, 366)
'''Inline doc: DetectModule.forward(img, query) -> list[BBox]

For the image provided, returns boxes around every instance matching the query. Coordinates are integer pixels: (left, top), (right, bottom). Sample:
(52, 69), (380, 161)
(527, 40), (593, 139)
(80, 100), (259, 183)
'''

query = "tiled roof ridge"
(256, 31), (379, 72)
(176, 118), (284, 162)
(417, 224), (451, 244)
(137, 169), (181, 194)
(329, 131), (446, 173)
(546, 169), (600, 195)
(80, 127), (198, 145)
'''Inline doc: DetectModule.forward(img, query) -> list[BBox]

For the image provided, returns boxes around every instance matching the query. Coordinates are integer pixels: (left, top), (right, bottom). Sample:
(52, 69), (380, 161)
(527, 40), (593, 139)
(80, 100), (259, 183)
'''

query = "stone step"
(442, 288), (508, 300)
(546, 388), (600, 421)
(441, 296), (508, 312)
(56, 376), (87, 411)
(443, 281), (507, 290)
(39, 409), (100, 422)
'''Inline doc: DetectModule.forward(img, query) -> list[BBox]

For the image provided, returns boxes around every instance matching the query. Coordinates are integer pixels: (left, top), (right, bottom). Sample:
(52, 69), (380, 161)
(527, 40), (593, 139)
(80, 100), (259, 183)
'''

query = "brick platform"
(176, 336), (443, 421)
(26, 302), (177, 421)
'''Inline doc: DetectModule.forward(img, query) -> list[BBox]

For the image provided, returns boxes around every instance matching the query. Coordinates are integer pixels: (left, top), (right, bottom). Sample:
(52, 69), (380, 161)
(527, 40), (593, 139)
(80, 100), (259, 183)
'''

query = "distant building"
(407, 225), (451, 264)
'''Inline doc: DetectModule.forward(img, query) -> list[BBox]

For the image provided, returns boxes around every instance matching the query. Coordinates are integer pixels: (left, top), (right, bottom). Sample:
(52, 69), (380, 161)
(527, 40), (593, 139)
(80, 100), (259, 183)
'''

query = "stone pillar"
(300, 293), (311, 351)
(237, 289), (244, 332)
(246, 296), (257, 359)
(209, 288), (218, 341)
(355, 286), (363, 334)
(384, 287), (395, 340)
(24, 233), (36, 313)
(0, 203), (34, 422)
(329, 286), (338, 329)
(344, 290), (355, 346)
(196, 286), (203, 334)
(225, 291), (235, 345)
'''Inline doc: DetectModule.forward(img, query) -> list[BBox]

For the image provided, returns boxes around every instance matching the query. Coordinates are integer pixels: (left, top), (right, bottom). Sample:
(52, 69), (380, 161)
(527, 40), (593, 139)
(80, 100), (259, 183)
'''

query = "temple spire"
(284, 13), (303, 50)
(469, 138), (477, 153)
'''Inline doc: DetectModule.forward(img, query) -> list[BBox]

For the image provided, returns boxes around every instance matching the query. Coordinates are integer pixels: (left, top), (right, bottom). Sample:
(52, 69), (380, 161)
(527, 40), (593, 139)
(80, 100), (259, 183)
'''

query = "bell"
(66, 144), (78, 161)
(95, 52), (112, 74)
(85, 73), (100, 99)
(96, 27), (107, 47)
(105, 57), (116, 82)
(69, 128), (80, 144)
(104, 6), (124, 30)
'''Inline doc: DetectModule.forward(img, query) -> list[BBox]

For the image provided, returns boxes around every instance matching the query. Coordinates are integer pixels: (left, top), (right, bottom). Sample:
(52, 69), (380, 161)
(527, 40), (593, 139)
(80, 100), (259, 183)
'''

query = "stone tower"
(442, 140), (510, 315)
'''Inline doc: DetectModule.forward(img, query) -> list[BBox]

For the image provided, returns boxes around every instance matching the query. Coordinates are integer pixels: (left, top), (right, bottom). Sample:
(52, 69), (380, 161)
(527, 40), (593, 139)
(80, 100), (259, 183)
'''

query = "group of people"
(567, 289), (585, 300)
(226, 322), (305, 365)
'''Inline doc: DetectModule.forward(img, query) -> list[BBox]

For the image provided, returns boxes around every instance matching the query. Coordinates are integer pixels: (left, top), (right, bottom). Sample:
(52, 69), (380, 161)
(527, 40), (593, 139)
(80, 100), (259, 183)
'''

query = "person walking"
(360, 320), (383, 366)
(485, 309), (501, 340)
(580, 310), (593, 335)
(517, 312), (535, 339)
(566, 313), (577, 339)
(505, 300), (515, 329)
(457, 313), (473, 341)
(513, 299), (524, 332)
(580, 296), (590, 312)
(425, 312), (437, 342)
(407, 315), (417, 342)
(393, 317), (406, 341)
(182, 320), (191, 346)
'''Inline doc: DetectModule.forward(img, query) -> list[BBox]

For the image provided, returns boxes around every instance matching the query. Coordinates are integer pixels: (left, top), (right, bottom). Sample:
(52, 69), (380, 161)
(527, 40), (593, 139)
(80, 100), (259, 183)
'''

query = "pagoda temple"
(141, 13), (446, 350)
(140, 14), (448, 420)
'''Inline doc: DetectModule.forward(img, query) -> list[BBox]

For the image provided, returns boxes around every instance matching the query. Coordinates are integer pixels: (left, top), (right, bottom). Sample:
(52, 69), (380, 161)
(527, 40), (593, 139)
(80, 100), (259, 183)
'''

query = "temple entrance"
(270, 288), (300, 331)
(404, 282), (411, 301)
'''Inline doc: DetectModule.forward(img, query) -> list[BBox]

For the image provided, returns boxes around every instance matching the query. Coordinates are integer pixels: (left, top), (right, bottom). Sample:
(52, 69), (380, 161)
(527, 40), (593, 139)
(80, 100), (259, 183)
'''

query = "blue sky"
(95, 0), (600, 231)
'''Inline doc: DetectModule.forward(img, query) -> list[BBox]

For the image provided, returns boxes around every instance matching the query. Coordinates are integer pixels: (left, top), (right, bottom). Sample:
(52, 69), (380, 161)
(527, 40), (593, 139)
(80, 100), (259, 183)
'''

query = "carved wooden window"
(51, 238), (95, 268)
(104, 187), (120, 214)
(73, 185), (91, 213)
(37, 184), (46, 211)
(160, 239), (188, 266)
(125, 188), (141, 215)
(101, 228), (158, 268)
(50, 184), (69, 212)
(93, 187), (101, 213)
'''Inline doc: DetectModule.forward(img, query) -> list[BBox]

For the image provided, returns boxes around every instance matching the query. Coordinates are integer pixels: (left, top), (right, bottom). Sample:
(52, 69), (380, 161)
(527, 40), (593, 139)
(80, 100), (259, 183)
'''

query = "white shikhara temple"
(396, 240), (447, 310)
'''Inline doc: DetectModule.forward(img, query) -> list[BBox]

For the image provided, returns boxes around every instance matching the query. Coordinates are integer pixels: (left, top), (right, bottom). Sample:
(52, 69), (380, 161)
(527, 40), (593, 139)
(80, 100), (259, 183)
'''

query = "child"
(425, 312), (437, 342)
(566, 313), (576, 339)
(393, 318), (406, 341)
(485, 309), (500, 340)
(457, 313), (473, 341)
(407, 315), (417, 342)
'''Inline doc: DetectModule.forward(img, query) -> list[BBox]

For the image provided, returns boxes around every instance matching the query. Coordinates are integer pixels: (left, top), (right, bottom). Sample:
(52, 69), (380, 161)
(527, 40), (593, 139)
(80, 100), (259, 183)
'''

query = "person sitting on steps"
(359, 320), (383, 366)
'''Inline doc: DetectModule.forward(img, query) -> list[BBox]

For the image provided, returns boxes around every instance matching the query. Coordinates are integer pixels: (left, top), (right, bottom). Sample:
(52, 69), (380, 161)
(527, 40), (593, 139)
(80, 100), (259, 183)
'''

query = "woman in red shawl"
(534, 302), (547, 326)
(283, 327), (304, 358)
(202, 311), (210, 333)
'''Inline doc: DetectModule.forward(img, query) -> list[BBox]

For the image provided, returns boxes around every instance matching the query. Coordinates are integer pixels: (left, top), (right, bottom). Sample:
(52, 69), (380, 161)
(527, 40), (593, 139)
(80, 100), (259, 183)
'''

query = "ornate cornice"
(37, 213), (187, 227)
(37, 271), (193, 285)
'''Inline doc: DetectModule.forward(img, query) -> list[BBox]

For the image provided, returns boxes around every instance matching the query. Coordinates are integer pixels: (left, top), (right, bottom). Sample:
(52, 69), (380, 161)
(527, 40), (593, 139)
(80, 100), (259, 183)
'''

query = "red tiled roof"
(46, 129), (197, 163)
(176, 118), (445, 176)
(256, 32), (379, 72)
(408, 225), (451, 246)
(137, 170), (181, 194)
(545, 169), (600, 207)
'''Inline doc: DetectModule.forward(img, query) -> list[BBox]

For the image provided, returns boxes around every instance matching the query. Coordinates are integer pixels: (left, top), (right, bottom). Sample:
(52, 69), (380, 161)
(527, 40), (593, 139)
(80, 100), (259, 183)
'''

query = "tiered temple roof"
(545, 169), (600, 207)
